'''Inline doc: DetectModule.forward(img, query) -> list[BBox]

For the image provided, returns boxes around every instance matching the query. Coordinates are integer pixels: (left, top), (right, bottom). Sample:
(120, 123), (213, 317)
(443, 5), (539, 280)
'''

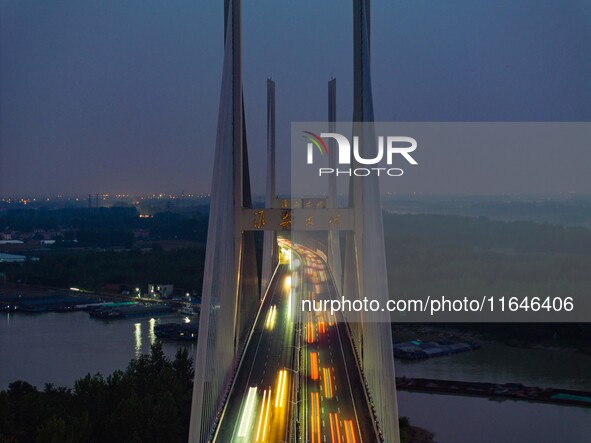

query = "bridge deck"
(213, 240), (379, 443)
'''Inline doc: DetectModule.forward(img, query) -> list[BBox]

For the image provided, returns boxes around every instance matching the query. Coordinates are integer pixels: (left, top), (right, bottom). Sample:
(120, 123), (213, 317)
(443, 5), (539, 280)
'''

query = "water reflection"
(395, 340), (591, 391)
(134, 322), (142, 358)
(0, 312), (193, 388)
(148, 318), (156, 346)
(398, 391), (591, 443)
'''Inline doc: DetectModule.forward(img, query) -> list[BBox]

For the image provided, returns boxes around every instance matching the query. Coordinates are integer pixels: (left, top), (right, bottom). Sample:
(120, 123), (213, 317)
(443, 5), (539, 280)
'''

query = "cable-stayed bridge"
(188, 1), (400, 442)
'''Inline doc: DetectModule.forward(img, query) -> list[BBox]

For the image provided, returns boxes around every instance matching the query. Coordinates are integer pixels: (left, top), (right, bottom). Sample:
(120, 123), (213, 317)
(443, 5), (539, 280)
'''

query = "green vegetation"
(399, 416), (411, 442)
(0, 207), (208, 293)
(383, 213), (591, 254)
(0, 207), (208, 248)
(382, 196), (591, 227)
(399, 416), (434, 443)
(0, 343), (193, 443)
(0, 248), (205, 294)
(0, 207), (139, 232)
(383, 213), (591, 345)
(384, 213), (591, 303)
(0, 344), (421, 443)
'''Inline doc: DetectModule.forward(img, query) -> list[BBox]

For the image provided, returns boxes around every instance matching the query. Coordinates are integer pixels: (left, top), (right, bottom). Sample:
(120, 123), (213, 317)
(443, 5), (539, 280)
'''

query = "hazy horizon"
(1, 0), (590, 196)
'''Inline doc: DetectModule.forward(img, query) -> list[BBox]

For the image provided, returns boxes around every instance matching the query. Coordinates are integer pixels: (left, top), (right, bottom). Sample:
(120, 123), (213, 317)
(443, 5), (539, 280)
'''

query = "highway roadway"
(214, 245), (299, 442)
(291, 241), (376, 443)
(213, 239), (379, 443)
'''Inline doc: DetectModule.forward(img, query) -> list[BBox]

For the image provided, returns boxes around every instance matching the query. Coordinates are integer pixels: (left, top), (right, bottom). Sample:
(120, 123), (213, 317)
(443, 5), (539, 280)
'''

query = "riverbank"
(406, 426), (435, 443)
(400, 417), (435, 443)
(393, 324), (591, 357)
(397, 377), (591, 408)
(0, 310), (194, 388)
(3, 308), (590, 441)
(397, 391), (591, 443)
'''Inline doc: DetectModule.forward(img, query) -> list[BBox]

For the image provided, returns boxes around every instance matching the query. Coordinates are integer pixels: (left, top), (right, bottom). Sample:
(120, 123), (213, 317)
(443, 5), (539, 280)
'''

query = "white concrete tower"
(188, 0), (259, 441)
(345, 0), (401, 441)
(327, 78), (343, 295)
(261, 79), (278, 296)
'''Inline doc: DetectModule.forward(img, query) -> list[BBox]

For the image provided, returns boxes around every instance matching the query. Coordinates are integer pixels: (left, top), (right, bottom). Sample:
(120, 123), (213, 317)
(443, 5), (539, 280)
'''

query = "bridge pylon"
(189, 1), (400, 442)
(188, 1), (259, 442)
(261, 79), (278, 296)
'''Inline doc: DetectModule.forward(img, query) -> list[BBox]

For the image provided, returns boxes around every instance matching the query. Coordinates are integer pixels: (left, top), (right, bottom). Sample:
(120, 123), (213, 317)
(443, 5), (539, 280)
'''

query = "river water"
(395, 341), (591, 442)
(1, 312), (590, 442)
(0, 311), (195, 388)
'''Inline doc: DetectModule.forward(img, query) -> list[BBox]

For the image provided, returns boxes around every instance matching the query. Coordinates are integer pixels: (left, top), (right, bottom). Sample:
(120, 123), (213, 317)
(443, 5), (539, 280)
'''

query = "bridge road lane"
(213, 241), (379, 443)
(214, 260), (303, 442)
(293, 242), (378, 443)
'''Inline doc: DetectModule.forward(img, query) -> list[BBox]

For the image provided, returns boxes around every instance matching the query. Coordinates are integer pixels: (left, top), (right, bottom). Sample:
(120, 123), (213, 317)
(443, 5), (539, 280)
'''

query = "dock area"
(0, 293), (100, 312)
(396, 377), (591, 408)
(88, 303), (175, 319)
(394, 339), (480, 360)
(154, 322), (199, 341)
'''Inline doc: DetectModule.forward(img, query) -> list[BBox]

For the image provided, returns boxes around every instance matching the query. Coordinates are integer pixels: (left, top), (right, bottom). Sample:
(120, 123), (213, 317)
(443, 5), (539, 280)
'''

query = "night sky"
(1, 0), (590, 196)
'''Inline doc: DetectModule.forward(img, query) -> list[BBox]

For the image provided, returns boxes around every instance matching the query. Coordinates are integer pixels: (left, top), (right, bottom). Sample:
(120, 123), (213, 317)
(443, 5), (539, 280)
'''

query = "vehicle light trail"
(315, 391), (321, 442)
(275, 371), (284, 407)
(335, 413), (342, 443)
(262, 388), (271, 441)
(264, 305), (277, 330)
(329, 412), (336, 443)
(274, 370), (288, 408)
(310, 392), (316, 443)
(344, 420), (357, 443)
(323, 367), (333, 398)
(255, 388), (272, 441)
(306, 312), (315, 343)
(328, 311), (335, 326)
(237, 387), (257, 437)
(256, 389), (267, 441)
(257, 389), (267, 441)
(310, 352), (319, 380)
(280, 370), (287, 408)
(310, 392), (321, 443)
